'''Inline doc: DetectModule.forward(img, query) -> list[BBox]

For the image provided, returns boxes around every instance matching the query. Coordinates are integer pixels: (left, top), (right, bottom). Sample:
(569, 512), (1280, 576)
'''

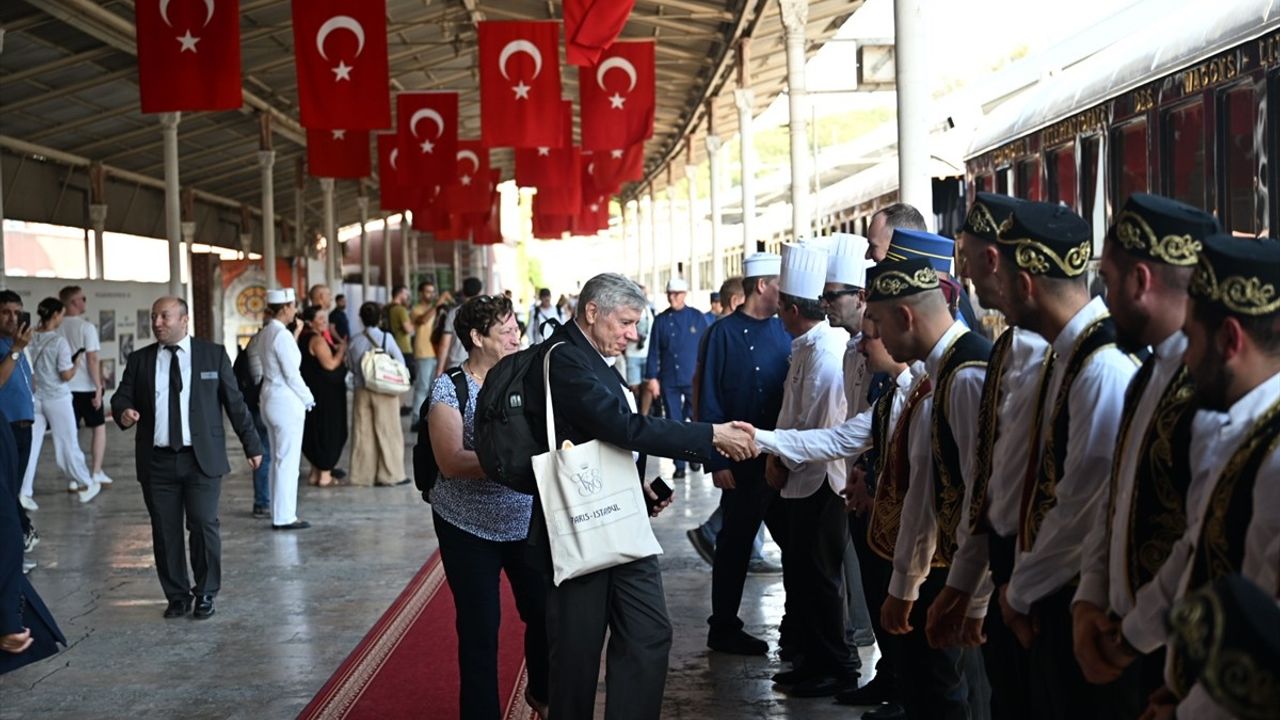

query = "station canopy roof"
(1, 0), (859, 252)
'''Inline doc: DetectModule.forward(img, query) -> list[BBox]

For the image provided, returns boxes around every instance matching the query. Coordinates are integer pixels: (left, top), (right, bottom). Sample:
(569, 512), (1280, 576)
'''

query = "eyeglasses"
(820, 289), (862, 303)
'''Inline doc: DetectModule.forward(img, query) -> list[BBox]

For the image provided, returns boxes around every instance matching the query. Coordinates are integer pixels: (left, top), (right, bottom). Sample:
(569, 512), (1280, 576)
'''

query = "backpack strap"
(445, 367), (469, 415)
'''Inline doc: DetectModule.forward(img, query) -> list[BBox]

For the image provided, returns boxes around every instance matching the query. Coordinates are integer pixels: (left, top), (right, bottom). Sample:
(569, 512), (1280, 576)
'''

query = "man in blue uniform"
(645, 276), (710, 479)
(885, 227), (981, 330)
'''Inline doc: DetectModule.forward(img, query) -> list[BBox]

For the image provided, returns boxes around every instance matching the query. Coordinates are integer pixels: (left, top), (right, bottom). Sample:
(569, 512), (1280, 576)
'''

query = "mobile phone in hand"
(18, 311), (31, 330)
(646, 477), (674, 513)
(72, 348), (86, 362)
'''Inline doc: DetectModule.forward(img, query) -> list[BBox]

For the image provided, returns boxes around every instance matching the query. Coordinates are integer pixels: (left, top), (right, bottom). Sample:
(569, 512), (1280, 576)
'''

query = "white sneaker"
(18, 494), (38, 512)
(78, 480), (101, 504)
(68, 480), (82, 493)
(94, 471), (113, 486)
(22, 559), (37, 574)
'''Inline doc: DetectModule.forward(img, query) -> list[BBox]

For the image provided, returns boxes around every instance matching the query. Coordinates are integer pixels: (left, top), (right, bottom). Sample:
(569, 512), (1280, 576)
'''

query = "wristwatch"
(8, 351), (19, 362)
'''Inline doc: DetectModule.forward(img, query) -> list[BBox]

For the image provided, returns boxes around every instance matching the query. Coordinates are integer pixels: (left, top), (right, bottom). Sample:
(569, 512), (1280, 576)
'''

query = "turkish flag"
(291, 0), (390, 129)
(532, 211), (572, 239)
(136, 0), (242, 112)
(580, 40), (654, 150)
(443, 141), (491, 215)
(564, 0), (635, 67)
(535, 148), (582, 215)
(412, 186), (466, 240)
(478, 21), (562, 148)
(397, 92), (459, 187)
(573, 197), (608, 236)
(307, 128), (370, 178)
(377, 133), (411, 212)
(471, 172), (504, 245)
(515, 101), (573, 187)
(582, 152), (618, 197)
(591, 143), (645, 190)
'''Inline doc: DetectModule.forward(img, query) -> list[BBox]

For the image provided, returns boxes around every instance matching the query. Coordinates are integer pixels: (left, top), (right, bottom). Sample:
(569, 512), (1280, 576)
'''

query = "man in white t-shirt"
(57, 286), (111, 487)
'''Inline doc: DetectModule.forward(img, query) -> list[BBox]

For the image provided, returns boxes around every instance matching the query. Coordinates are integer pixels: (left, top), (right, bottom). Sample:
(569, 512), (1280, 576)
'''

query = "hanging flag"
(535, 148), (582, 215)
(532, 208), (572, 239)
(471, 171), (504, 245)
(306, 128), (370, 178)
(136, 0), (242, 112)
(377, 133), (411, 212)
(592, 142), (645, 190)
(443, 141), (491, 215)
(397, 92), (459, 186)
(580, 40), (654, 150)
(478, 21), (562, 148)
(564, 0), (635, 67)
(573, 196), (608, 236)
(291, 0), (390, 129)
(515, 101), (573, 187)
(412, 186), (466, 240)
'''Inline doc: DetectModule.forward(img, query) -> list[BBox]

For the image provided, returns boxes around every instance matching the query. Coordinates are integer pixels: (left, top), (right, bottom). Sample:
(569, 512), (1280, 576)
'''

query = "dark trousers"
(1027, 584), (1110, 720)
(897, 568), (971, 720)
(250, 408), (271, 508)
(981, 584), (1030, 720)
(784, 485), (857, 676)
(658, 386), (691, 472)
(11, 423), (32, 536)
(708, 458), (788, 634)
(139, 449), (222, 600)
(546, 554), (672, 720)
(851, 511), (900, 693)
(1088, 646), (1166, 720)
(433, 513), (549, 720)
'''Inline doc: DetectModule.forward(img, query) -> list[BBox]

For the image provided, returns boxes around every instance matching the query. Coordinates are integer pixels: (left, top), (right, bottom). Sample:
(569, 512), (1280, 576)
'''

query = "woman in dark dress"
(298, 305), (348, 487)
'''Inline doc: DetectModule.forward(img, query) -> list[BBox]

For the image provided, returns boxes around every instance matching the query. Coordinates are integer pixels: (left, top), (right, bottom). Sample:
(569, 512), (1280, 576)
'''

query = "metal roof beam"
(6, 67), (135, 113)
(4, 46), (116, 85)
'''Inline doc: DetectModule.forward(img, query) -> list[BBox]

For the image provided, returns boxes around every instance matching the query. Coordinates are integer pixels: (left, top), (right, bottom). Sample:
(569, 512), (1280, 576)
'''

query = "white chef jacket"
(774, 320), (848, 499)
(258, 319), (315, 409)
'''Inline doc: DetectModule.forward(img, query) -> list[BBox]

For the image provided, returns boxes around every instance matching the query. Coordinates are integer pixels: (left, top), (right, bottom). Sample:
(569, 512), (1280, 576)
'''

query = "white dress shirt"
(258, 319), (315, 408)
(1076, 331), (1188, 615)
(774, 321), (848, 499)
(57, 315), (100, 393)
(153, 335), (193, 448)
(889, 322), (987, 608)
(1006, 296), (1137, 614)
(844, 335), (871, 418)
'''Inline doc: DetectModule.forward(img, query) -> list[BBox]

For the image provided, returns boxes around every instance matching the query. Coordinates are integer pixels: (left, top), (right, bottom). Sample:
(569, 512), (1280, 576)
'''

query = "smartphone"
(18, 311), (30, 330)
(72, 347), (86, 362)
(646, 477), (674, 513)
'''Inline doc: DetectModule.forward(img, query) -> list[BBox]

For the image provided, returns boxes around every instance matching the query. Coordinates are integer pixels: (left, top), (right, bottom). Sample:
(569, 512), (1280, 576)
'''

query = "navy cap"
(866, 258), (941, 303)
(1189, 233), (1280, 316)
(996, 201), (1092, 279)
(1110, 193), (1219, 267)
(962, 193), (1024, 243)
(885, 228), (955, 273)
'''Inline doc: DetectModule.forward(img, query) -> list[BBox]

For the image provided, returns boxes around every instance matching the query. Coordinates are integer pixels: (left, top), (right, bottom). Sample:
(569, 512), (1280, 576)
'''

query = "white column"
(357, 196), (371, 298)
(161, 112), (183, 296)
(621, 200), (631, 279)
(181, 220), (196, 331)
(686, 165), (699, 290)
(706, 135), (724, 288)
(386, 217), (397, 298)
(320, 177), (336, 290)
(734, 88), (757, 252)
(779, 0), (812, 242)
(294, 160), (305, 289)
(451, 239), (461, 294)
(647, 193), (659, 292)
(258, 150), (277, 285)
(894, 0), (934, 223)
(410, 230), (420, 288)
(89, 204), (108, 280)
(667, 183), (679, 281)
(401, 217), (411, 289)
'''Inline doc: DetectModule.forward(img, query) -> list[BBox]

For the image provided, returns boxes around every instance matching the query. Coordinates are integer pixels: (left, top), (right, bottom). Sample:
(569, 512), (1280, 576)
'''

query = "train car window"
(1112, 119), (1149, 203)
(1046, 143), (1077, 209)
(1016, 157), (1042, 200)
(996, 168), (1010, 195)
(1081, 135), (1103, 227)
(975, 175), (988, 193)
(1221, 84), (1262, 234)
(1163, 100), (1207, 208)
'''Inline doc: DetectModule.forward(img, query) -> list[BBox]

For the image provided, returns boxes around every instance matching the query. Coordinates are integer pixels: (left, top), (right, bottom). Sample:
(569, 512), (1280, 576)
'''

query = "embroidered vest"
(967, 329), (1015, 534)
(1020, 315), (1118, 550)
(867, 376), (932, 562)
(930, 331), (993, 564)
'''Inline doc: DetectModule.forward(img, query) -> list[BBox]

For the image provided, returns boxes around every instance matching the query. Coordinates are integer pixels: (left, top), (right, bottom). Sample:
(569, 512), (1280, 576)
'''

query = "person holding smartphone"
(0, 291), (40, 559)
(21, 298), (100, 506)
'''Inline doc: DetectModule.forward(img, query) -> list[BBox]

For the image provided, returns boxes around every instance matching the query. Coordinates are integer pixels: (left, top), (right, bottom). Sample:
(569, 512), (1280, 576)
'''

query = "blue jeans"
(251, 409), (271, 508)
(413, 357), (438, 421)
(660, 385), (692, 472)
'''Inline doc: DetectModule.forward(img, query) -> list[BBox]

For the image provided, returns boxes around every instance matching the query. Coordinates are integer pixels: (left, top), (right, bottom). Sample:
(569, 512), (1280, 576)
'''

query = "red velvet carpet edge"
(298, 550), (533, 720)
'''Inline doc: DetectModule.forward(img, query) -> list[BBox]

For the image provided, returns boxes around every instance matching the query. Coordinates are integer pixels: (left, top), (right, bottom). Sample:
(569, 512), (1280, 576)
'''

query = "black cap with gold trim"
(866, 258), (940, 303)
(1110, 193), (1219, 267)
(996, 201), (1092, 279)
(962, 192), (1024, 243)
(1189, 233), (1280, 317)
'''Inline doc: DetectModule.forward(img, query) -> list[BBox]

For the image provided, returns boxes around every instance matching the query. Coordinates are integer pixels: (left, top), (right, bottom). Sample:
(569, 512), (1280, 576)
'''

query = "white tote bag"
(532, 343), (663, 586)
(359, 329), (412, 396)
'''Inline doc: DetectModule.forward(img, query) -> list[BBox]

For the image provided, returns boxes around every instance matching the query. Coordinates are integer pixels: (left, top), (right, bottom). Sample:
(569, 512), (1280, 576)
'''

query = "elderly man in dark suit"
(111, 297), (262, 620)
(523, 272), (756, 720)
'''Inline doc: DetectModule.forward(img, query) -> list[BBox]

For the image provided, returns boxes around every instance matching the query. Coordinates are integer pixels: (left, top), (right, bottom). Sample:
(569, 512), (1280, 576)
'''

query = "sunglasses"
(820, 289), (862, 303)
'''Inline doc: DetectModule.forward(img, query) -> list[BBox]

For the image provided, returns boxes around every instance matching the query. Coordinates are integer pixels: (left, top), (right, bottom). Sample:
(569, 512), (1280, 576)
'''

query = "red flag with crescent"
(306, 128), (370, 178)
(397, 92), (459, 187)
(478, 21), (562, 148)
(534, 148), (582, 216)
(376, 133), (411, 212)
(443, 141), (492, 215)
(580, 40), (654, 150)
(514, 100), (573, 187)
(564, 0), (635, 67)
(591, 143), (645, 190)
(136, 0), (242, 112)
(291, 0), (390, 129)
(471, 171), (504, 245)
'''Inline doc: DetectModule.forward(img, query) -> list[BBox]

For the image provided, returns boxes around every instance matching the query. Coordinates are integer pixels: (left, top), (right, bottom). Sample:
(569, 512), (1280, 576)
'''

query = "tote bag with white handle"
(532, 342), (663, 586)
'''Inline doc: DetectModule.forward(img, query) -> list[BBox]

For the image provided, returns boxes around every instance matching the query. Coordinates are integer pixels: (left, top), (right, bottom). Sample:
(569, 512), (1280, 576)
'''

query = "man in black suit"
(111, 297), (262, 620)
(523, 272), (756, 720)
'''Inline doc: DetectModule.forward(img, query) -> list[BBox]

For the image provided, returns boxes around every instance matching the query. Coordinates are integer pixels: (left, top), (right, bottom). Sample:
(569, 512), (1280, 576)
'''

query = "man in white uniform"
(56, 286), (111, 488)
(257, 289), (314, 530)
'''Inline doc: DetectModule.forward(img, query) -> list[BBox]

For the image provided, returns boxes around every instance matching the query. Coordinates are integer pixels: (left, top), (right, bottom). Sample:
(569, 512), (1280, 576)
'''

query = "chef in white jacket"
(258, 288), (314, 530)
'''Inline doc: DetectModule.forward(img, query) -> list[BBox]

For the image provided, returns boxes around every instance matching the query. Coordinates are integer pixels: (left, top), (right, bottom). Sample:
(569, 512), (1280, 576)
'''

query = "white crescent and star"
(316, 16), (366, 82)
(331, 129), (347, 140)
(609, 149), (624, 159)
(409, 107), (445, 153)
(457, 149), (480, 184)
(389, 148), (399, 170)
(498, 40), (543, 100)
(597, 56), (638, 110)
(162, 0), (215, 53)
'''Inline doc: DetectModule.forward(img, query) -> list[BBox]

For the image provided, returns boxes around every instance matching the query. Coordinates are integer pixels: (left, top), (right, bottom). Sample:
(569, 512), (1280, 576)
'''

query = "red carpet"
(299, 550), (534, 720)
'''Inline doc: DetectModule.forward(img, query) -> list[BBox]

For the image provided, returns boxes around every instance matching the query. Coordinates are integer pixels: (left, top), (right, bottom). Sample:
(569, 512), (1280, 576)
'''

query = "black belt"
(10, 420), (33, 429)
(153, 446), (193, 454)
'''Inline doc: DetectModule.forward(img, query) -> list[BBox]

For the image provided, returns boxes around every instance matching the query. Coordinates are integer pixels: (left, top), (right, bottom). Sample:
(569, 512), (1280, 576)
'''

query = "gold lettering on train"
(1040, 106), (1109, 147)
(1133, 87), (1156, 113)
(1260, 35), (1280, 68)
(992, 139), (1029, 168)
(1181, 53), (1240, 94)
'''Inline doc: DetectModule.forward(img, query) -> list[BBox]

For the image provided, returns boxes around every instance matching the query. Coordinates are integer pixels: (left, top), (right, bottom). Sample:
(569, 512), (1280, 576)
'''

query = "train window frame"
(1045, 141), (1078, 210)
(1216, 79), (1265, 236)
(1111, 117), (1151, 209)
(1160, 96), (1209, 210)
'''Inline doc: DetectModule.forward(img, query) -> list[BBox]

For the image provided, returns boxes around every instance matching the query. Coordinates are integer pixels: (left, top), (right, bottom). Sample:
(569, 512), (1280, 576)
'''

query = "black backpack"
(232, 347), (261, 412)
(413, 367), (468, 503)
(473, 342), (560, 494)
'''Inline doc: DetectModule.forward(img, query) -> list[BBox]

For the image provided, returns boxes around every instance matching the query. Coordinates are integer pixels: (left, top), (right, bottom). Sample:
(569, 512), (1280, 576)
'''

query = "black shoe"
(748, 557), (783, 575)
(332, 468), (347, 480)
(834, 672), (895, 706)
(252, 505), (268, 518)
(409, 420), (421, 432)
(686, 528), (716, 566)
(272, 520), (312, 530)
(672, 469), (686, 479)
(863, 703), (907, 719)
(778, 644), (802, 663)
(708, 628), (769, 656)
(690, 463), (701, 472)
(377, 478), (412, 487)
(163, 597), (192, 618)
(192, 595), (215, 620)
(399, 406), (412, 416)
(785, 674), (858, 698)
(772, 665), (822, 687)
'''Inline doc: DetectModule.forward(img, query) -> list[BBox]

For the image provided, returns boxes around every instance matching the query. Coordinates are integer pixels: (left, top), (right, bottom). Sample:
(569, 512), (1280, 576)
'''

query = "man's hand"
(1139, 686), (1177, 720)
(119, 408), (141, 428)
(643, 479), (674, 517)
(0, 629), (33, 655)
(247, 455), (263, 471)
(999, 585), (1037, 649)
(841, 467), (873, 515)
(1073, 601), (1126, 684)
(91, 388), (103, 410)
(712, 469), (736, 490)
(12, 323), (33, 353)
(881, 595), (914, 635)
(926, 585), (971, 648)
(765, 454), (788, 490)
(646, 378), (660, 399)
(711, 423), (755, 461)
(961, 616), (987, 647)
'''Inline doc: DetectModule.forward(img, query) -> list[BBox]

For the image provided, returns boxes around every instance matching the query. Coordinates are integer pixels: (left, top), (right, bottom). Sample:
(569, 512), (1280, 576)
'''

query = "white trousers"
(22, 394), (94, 497)
(261, 389), (306, 525)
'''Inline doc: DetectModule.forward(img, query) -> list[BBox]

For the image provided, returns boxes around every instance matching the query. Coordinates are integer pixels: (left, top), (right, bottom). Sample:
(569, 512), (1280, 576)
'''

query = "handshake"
(710, 420), (761, 462)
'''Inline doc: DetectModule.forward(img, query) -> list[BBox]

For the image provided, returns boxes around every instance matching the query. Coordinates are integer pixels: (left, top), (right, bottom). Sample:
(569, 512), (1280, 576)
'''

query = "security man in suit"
(112, 296), (262, 620)
(644, 274), (711, 479)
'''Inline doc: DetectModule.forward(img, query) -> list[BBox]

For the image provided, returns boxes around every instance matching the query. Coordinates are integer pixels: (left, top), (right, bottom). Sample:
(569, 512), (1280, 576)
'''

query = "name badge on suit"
(200, 371), (218, 380)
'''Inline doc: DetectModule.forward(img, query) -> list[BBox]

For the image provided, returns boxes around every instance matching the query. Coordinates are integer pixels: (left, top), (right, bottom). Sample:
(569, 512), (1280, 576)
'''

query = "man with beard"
(1068, 194), (1218, 719)
(1099, 233), (1280, 720)
(995, 202), (1138, 719)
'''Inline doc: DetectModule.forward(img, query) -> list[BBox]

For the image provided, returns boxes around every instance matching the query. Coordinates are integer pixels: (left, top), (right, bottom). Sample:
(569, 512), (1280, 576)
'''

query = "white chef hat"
(743, 251), (782, 277)
(826, 233), (873, 288)
(266, 288), (295, 304)
(779, 242), (829, 299)
(666, 277), (689, 293)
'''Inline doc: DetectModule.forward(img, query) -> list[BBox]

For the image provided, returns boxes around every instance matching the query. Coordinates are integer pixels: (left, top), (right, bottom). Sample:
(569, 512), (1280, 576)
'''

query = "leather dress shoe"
(686, 528), (715, 566)
(192, 595), (215, 619)
(672, 469), (686, 479)
(252, 505), (268, 518)
(772, 665), (823, 687)
(272, 520), (312, 530)
(163, 597), (192, 618)
(785, 674), (859, 698)
(332, 467), (347, 480)
(707, 628), (768, 656)
(834, 673), (895, 706)
(863, 703), (907, 719)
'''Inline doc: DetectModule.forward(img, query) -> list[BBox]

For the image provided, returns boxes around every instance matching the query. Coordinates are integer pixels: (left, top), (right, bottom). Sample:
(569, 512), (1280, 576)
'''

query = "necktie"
(167, 345), (183, 448)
